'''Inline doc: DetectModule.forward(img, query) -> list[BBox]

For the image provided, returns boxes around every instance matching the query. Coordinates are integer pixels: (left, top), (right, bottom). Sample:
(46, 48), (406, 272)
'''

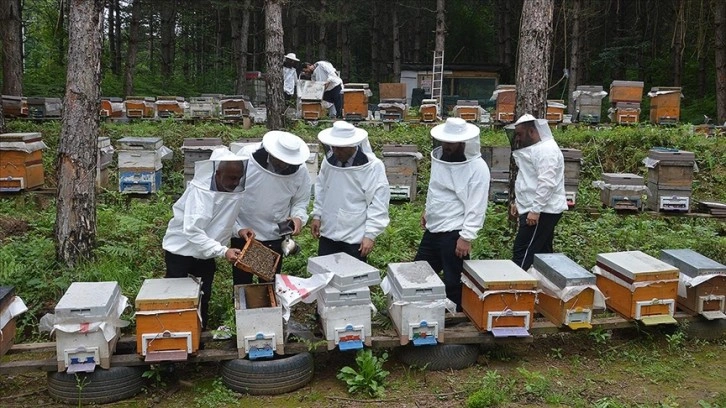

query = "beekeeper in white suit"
(310, 121), (390, 261)
(162, 147), (251, 329)
(509, 113), (567, 271)
(231, 131), (311, 285)
(283, 52), (299, 100)
(415, 117), (490, 310)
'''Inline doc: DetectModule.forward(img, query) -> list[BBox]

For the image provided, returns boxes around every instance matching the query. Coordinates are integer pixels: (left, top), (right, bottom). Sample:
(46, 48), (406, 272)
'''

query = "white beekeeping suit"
(283, 53), (299, 96)
(425, 118), (491, 240)
(162, 148), (247, 259)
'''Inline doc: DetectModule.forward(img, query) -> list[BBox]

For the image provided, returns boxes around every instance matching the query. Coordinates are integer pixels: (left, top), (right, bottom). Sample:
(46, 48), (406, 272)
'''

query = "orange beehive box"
(660, 249), (726, 320)
(301, 101), (323, 120)
(125, 97), (156, 118)
(420, 99), (438, 122)
(609, 80), (644, 103)
(595, 251), (679, 325)
(156, 96), (185, 118)
(462, 260), (537, 337)
(135, 278), (202, 362)
(648, 87), (681, 124)
(454, 103), (480, 122)
(0, 132), (45, 191)
(546, 100), (566, 123)
(494, 85), (516, 123)
(343, 84), (369, 121)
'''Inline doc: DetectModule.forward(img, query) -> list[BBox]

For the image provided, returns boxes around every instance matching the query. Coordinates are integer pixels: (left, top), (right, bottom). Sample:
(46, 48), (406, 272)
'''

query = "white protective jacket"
(283, 67), (297, 96)
(312, 153), (390, 244)
(162, 148), (247, 259)
(234, 144), (311, 241)
(311, 61), (343, 91)
(512, 138), (568, 215)
(425, 139), (491, 241)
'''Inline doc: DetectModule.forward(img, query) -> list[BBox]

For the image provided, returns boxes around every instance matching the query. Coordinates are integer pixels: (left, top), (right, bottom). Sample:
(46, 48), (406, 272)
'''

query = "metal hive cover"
(601, 173), (644, 186)
(0, 286), (15, 310)
(463, 260), (537, 288)
(596, 251), (679, 281)
(307, 253), (381, 289)
(648, 148), (695, 162)
(135, 278), (200, 305)
(387, 261), (446, 301)
(118, 137), (163, 150)
(0, 132), (43, 142)
(182, 138), (224, 149)
(319, 285), (371, 307)
(55, 282), (121, 318)
(533, 253), (595, 289)
(660, 249), (726, 278)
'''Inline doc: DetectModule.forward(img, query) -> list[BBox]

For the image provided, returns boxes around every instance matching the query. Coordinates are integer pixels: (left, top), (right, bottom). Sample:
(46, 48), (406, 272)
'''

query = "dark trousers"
(164, 250), (216, 330)
(512, 212), (563, 271)
(323, 84), (343, 118)
(414, 230), (467, 311)
(230, 237), (283, 285)
(318, 236), (366, 262)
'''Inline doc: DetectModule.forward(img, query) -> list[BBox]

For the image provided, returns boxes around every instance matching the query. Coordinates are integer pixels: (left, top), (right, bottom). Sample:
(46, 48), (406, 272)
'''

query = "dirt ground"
(0, 216), (29, 242)
(2, 323), (725, 408)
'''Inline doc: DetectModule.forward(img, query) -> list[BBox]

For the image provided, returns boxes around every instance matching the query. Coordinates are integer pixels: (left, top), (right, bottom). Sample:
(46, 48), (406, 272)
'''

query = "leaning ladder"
(431, 50), (444, 113)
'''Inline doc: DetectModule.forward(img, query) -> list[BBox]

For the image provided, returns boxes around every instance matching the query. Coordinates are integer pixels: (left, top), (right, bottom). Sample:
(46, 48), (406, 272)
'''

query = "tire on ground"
(47, 366), (144, 404)
(396, 344), (479, 371)
(221, 352), (314, 395)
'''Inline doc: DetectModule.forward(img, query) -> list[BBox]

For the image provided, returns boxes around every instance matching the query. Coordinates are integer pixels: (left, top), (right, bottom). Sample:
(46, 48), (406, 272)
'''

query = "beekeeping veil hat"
(317, 121), (373, 154)
(512, 113), (554, 143)
(262, 131), (310, 166)
(192, 147), (247, 192)
(284, 53), (299, 62)
(430, 117), (482, 160)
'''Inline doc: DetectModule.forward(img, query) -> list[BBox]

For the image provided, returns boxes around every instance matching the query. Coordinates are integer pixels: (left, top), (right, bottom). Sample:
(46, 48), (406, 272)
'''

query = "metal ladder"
(431, 50), (444, 112)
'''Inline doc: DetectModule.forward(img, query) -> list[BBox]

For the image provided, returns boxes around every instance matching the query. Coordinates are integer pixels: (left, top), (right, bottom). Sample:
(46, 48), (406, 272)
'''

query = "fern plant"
(336, 349), (390, 398)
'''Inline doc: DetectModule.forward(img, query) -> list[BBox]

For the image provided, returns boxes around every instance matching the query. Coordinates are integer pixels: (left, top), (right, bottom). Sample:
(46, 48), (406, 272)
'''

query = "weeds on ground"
(193, 378), (238, 408)
(465, 370), (512, 408)
(337, 349), (390, 398)
(75, 374), (90, 408)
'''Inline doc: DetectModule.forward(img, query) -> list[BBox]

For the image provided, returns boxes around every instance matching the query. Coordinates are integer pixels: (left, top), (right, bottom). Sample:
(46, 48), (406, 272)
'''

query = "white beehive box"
(54, 282), (123, 373)
(234, 283), (284, 359)
(386, 261), (448, 346)
(317, 295), (372, 351)
(307, 253), (381, 291)
(317, 285), (371, 307)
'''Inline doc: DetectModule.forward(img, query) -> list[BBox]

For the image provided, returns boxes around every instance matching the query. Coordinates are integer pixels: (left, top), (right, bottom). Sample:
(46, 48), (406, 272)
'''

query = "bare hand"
(238, 228), (256, 240)
(291, 217), (303, 235)
(526, 212), (540, 226)
(225, 248), (241, 263)
(509, 203), (518, 218)
(420, 211), (427, 229)
(455, 238), (471, 258)
(310, 219), (321, 239)
(359, 237), (375, 257)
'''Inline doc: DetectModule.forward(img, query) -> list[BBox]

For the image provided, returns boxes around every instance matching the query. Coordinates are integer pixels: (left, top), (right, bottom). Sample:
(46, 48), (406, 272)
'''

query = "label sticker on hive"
(234, 239), (281, 282)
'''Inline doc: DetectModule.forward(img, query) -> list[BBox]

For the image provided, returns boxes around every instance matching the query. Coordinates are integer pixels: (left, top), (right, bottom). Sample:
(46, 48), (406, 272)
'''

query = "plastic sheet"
(528, 267), (606, 309)
(678, 273), (725, 298)
(317, 302), (377, 319)
(592, 180), (652, 196)
(0, 141), (48, 153)
(572, 90), (608, 100)
(642, 157), (698, 172)
(592, 265), (679, 292)
(276, 272), (334, 321)
(460, 274), (538, 301)
(0, 296), (28, 335)
(39, 295), (129, 342)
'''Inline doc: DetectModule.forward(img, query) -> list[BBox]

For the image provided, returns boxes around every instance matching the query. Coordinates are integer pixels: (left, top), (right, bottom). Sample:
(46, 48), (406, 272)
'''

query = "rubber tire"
(397, 344), (479, 371)
(221, 352), (314, 395)
(47, 366), (144, 404)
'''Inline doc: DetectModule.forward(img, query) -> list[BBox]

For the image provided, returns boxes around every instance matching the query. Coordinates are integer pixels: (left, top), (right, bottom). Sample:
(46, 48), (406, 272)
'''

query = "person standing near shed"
(231, 131), (311, 284)
(414, 117), (491, 310)
(310, 121), (390, 261)
(302, 61), (343, 118)
(509, 114), (568, 271)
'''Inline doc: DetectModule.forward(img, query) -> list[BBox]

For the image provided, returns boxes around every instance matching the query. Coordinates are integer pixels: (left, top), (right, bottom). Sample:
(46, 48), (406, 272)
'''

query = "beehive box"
(1, 95), (27, 117)
(234, 283), (284, 359)
(96, 137), (114, 189)
(233, 239), (281, 282)
(614, 102), (641, 124)
(599, 173), (645, 210)
(646, 148), (695, 189)
(595, 251), (679, 325)
(379, 83), (407, 101)
(220, 96), (250, 118)
(0, 132), (46, 191)
(386, 261), (448, 345)
(660, 249), (726, 319)
(188, 97), (219, 118)
(562, 148), (583, 183)
(574, 85), (605, 123)
(646, 182), (691, 212)
(0, 286), (22, 357)
(27, 97), (62, 118)
(301, 101), (324, 120)
(610, 80), (644, 103)
(308, 253), (381, 292)
(454, 100), (480, 122)
(461, 260), (537, 337)
(481, 146), (511, 171)
(342, 83), (369, 121)
(531, 254), (598, 329)
(135, 278), (201, 362)
(306, 143), (320, 188)
(546, 100), (566, 123)
(100, 97), (124, 118)
(494, 85), (516, 123)
(181, 138), (223, 185)
(124, 96), (156, 118)
(317, 287), (372, 351)
(54, 282), (123, 372)
(382, 144), (419, 201)
(420, 99), (438, 122)
(156, 96), (185, 118)
(117, 137), (165, 194)
(489, 170), (510, 203)
(648, 87), (681, 124)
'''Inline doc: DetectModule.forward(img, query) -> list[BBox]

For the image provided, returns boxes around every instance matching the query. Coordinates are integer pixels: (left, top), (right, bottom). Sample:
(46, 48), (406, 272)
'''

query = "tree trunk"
(265, 0), (284, 130)
(55, 0), (104, 267)
(57, 0), (67, 65)
(342, 22), (350, 80)
(124, 0), (141, 96)
(0, 0), (24, 95)
(370, 2), (380, 84)
(392, 4), (401, 81)
(231, 0), (251, 95)
(568, 0), (582, 114)
(715, 0), (726, 124)
(435, 0), (445, 54)
(318, 0), (327, 60)
(114, 0), (121, 75)
(0, 101), (5, 133)
(413, 5), (422, 63)
(672, 0), (685, 86)
(108, 0), (117, 74)
(148, 3), (155, 73)
(215, 6), (222, 73)
(160, 0), (177, 81)
(697, 0), (707, 98)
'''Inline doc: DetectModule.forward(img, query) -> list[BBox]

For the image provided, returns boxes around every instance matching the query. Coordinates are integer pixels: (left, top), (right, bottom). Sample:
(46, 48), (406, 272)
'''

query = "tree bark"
(114, 0), (122, 75)
(715, 0), (726, 124)
(568, 0), (583, 114)
(435, 0), (445, 54)
(57, 0), (67, 66)
(392, 3), (401, 81)
(697, 0), (707, 98)
(0, 100), (5, 133)
(124, 0), (141, 96)
(0, 0), (24, 95)
(265, 0), (284, 130)
(413, 5), (422, 63)
(160, 0), (177, 81)
(215, 6), (222, 73)
(342, 21), (350, 80)
(370, 2), (380, 84)
(515, 0), (553, 119)
(672, 0), (686, 86)
(55, 0), (104, 267)
(231, 0), (251, 95)
(108, 0), (117, 74)
(318, 0), (327, 60)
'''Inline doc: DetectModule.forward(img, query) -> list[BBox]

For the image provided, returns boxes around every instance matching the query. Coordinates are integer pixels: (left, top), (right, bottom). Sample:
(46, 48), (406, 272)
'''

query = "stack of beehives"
(648, 87), (682, 125)
(561, 148), (582, 208)
(0, 132), (47, 192)
(644, 148), (695, 212)
(491, 85), (516, 124)
(381, 144), (422, 202)
(481, 145), (511, 204)
(572, 85), (607, 124)
(609, 80), (644, 124)
(117, 137), (171, 194)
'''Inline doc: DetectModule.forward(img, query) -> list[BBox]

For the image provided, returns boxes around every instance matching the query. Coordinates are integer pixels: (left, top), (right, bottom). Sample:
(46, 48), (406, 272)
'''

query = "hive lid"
(490, 170), (510, 180)
(576, 85), (604, 93)
(647, 148), (695, 162)
(601, 173), (643, 186)
(182, 138), (224, 150)
(118, 137), (163, 150)
(615, 102), (641, 109)
(0, 286), (15, 311)
(532, 253), (595, 289)
(55, 282), (121, 318)
(386, 261), (446, 301)
(596, 251), (679, 282)
(344, 83), (370, 89)
(308, 253), (381, 290)
(463, 260), (538, 289)
(0, 133), (43, 143)
(318, 285), (371, 307)
(560, 148), (583, 161)
(660, 249), (726, 278)
(135, 278), (200, 305)
(611, 80), (644, 88)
